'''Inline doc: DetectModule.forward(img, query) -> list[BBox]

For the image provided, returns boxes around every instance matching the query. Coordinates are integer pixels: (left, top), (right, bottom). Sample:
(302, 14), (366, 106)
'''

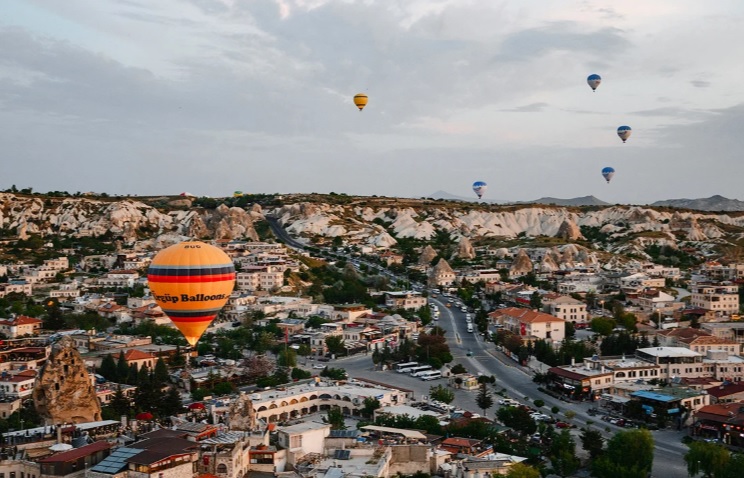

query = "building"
(0, 370), (37, 398)
(98, 270), (139, 288)
(0, 315), (43, 338)
(384, 291), (427, 311)
(691, 402), (744, 447)
(543, 296), (587, 325)
(489, 307), (566, 343)
(38, 441), (113, 477)
(122, 349), (158, 370)
(88, 437), (200, 478)
(277, 421), (331, 467)
(690, 283), (740, 316)
(658, 328), (740, 356)
(236, 266), (285, 292)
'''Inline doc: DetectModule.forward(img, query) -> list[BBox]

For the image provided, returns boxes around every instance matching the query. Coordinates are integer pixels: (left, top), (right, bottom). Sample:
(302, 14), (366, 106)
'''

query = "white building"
(543, 295), (588, 325)
(690, 283), (740, 316)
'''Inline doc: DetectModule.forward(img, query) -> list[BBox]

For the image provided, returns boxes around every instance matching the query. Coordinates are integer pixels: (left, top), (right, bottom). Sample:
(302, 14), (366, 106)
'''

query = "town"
(0, 192), (743, 478)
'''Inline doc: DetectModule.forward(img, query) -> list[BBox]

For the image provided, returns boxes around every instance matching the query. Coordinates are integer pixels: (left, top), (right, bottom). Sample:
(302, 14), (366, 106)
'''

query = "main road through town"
(319, 297), (688, 478)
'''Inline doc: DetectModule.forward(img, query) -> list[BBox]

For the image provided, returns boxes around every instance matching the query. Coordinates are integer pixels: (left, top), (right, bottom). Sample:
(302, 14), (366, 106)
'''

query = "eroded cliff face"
(0, 193), (260, 242)
(33, 336), (101, 425)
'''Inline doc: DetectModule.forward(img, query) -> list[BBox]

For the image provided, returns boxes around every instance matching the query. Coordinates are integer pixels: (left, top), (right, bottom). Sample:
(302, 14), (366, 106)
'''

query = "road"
(316, 297), (688, 477)
(268, 224), (689, 477)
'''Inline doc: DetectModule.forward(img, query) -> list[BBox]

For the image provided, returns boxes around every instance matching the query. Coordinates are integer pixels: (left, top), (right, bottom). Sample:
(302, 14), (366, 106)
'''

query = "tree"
(450, 364), (467, 375)
(549, 429), (580, 477)
(153, 358), (170, 386)
(116, 351), (129, 383)
(98, 354), (118, 382)
(126, 363), (138, 385)
(506, 463), (540, 478)
(684, 441), (730, 478)
(429, 385), (455, 404)
(159, 387), (184, 418)
(580, 427), (605, 459)
(325, 335), (346, 356)
(361, 397), (381, 418)
(297, 344), (312, 356)
(497, 406), (537, 435)
(529, 291), (542, 310)
(592, 429), (654, 478)
(475, 382), (494, 417)
(277, 348), (297, 368)
(320, 367), (348, 381)
(325, 406), (346, 430)
(590, 317), (615, 336)
(109, 385), (130, 417)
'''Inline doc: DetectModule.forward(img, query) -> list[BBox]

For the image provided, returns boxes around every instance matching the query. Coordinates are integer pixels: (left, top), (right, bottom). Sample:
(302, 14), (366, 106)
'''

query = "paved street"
(307, 295), (689, 478)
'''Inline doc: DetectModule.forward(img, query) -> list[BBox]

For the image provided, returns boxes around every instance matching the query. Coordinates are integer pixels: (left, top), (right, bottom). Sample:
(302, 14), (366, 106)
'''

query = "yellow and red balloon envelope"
(147, 241), (235, 346)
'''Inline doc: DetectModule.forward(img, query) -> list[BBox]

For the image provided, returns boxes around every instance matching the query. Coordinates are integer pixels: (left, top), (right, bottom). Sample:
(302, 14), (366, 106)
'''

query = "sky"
(1, 0), (744, 204)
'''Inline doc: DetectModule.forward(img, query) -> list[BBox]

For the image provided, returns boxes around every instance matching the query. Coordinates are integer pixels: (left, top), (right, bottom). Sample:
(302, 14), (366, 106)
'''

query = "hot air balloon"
(233, 191), (243, 198)
(617, 126), (632, 143)
(472, 181), (488, 199)
(353, 93), (368, 111)
(148, 241), (235, 347)
(587, 74), (601, 91)
(601, 167), (615, 184)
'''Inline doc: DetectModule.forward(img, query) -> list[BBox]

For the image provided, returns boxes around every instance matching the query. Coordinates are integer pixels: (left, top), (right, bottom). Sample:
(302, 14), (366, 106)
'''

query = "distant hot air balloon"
(353, 93), (368, 111)
(472, 181), (488, 199)
(587, 74), (602, 91)
(233, 191), (243, 198)
(601, 167), (615, 184)
(148, 241), (235, 347)
(617, 126), (632, 143)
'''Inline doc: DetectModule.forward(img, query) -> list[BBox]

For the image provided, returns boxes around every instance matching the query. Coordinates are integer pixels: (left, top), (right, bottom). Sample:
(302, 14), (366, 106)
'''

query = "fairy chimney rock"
(455, 237), (476, 260)
(556, 219), (583, 241)
(418, 245), (439, 266)
(509, 249), (533, 277)
(33, 336), (101, 425)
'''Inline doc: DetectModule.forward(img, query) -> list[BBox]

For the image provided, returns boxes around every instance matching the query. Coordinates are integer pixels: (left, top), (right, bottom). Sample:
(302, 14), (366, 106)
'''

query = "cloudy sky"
(1, 0), (743, 203)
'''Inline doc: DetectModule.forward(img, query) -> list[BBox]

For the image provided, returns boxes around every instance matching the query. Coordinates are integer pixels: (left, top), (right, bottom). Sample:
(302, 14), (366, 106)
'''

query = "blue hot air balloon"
(472, 181), (487, 199)
(587, 74), (602, 91)
(602, 167), (615, 184)
(617, 125), (632, 143)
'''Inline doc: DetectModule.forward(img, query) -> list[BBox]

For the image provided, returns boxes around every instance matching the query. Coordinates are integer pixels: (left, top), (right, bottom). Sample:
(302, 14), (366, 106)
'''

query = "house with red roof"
(489, 307), (565, 343)
(0, 369), (37, 398)
(123, 349), (157, 370)
(0, 315), (43, 338)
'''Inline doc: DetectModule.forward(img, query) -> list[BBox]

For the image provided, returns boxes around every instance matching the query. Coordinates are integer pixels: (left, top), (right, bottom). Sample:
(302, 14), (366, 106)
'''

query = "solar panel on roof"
(333, 449), (351, 460)
(329, 430), (359, 438)
(90, 447), (143, 473)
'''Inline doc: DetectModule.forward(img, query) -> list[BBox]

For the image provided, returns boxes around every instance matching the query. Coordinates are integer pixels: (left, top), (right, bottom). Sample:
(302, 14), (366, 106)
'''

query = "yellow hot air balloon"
(353, 93), (368, 111)
(147, 241), (235, 346)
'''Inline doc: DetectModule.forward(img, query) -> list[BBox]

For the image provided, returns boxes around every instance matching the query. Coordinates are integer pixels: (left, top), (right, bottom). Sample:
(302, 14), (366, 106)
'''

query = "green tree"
(475, 382), (494, 417)
(450, 364), (467, 375)
(590, 317), (616, 336)
(580, 428), (605, 459)
(291, 368), (312, 380)
(549, 429), (580, 477)
(530, 291), (542, 310)
(429, 385), (455, 404)
(320, 367), (348, 381)
(159, 387), (184, 417)
(297, 344), (312, 356)
(684, 441), (730, 478)
(153, 358), (170, 386)
(126, 363), (138, 386)
(116, 351), (129, 383)
(109, 385), (130, 418)
(506, 463), (541, 478)
(497, 406), (537, 436)
(325, 406), (346, 430)
(325, 335), (346, 356)
(593, 429), (654, 478)
(361, 397), (381, 418)
(98, 354), (118, 382)
(277, 348), (298, 368)
(253, 331), (275, 354)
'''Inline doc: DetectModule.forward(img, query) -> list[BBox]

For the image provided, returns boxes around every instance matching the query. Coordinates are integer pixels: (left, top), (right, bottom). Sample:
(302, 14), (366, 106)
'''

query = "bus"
(395, 362), (419, 373)
(419, 370), (442, 381)
(409, 365), (434, 376)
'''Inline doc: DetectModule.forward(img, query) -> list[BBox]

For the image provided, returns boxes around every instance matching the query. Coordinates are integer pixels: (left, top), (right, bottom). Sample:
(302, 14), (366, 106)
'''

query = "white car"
(312, 364), (325, 369)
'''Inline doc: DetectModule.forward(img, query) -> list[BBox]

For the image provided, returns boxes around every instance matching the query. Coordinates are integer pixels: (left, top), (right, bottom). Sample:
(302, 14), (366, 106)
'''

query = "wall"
(388, 445), (431, 476)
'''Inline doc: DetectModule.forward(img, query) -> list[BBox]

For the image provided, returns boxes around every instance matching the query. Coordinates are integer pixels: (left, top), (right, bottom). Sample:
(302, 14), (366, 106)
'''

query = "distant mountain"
(651, 195), (744, 212)
(521, 196), (610, 206)
(427, 190), (509, 204)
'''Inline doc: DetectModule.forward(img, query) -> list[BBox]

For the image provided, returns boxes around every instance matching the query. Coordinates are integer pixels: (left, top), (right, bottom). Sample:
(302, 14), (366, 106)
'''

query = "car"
(312, 364), (326, 369)
(555, 421), (571, 429)
(466, 349), (473, 356)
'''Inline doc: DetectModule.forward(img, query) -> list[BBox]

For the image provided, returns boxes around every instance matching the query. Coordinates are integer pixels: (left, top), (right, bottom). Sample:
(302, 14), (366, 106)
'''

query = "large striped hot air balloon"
(147, 241), (235, 346)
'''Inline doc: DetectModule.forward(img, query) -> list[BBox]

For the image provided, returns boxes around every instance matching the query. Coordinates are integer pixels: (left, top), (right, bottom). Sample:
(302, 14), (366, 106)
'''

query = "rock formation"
(556, 219), (583, 241)
(33, 336), (101, 425)
(428, 258), (455, 287)
(509, 249), (533, 277)
(455, 237), (475, 260)
(226, 393), (257, 431)
(419, 245), (439, 265)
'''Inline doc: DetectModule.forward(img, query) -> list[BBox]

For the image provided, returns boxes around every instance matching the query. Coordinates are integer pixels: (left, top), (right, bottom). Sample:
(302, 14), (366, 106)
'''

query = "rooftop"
(278, 421), (330, 435)
(38, 441), (112, 463)
(637, 347), (700, 358)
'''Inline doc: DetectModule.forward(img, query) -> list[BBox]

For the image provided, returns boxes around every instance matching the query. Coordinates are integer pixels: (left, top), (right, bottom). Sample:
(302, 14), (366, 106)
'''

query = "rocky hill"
(651, 195), (744, 212)
(522, 196), (610, 206)
(0, 193), (261, 244)
(1, 192), (742, 264)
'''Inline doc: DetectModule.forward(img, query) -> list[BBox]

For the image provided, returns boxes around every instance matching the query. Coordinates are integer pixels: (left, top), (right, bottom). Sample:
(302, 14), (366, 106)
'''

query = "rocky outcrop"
(227, 393), (257, 431)
(455, 237), (475, 260)
(419, 245), (439, 266)
(33, 336), (101, 425)
(556, 219), (583, 241)
(428, 258), (455, 287)
(510, 249), (533, 276)
(0, 193), (260, 242)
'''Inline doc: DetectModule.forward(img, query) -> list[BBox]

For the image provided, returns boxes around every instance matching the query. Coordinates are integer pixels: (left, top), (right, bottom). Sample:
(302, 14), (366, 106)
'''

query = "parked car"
(555, 421), (571, 429)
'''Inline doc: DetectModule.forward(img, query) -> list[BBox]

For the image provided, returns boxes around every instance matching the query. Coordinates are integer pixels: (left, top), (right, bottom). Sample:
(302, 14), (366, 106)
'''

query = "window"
(217, 464), (228, 474)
